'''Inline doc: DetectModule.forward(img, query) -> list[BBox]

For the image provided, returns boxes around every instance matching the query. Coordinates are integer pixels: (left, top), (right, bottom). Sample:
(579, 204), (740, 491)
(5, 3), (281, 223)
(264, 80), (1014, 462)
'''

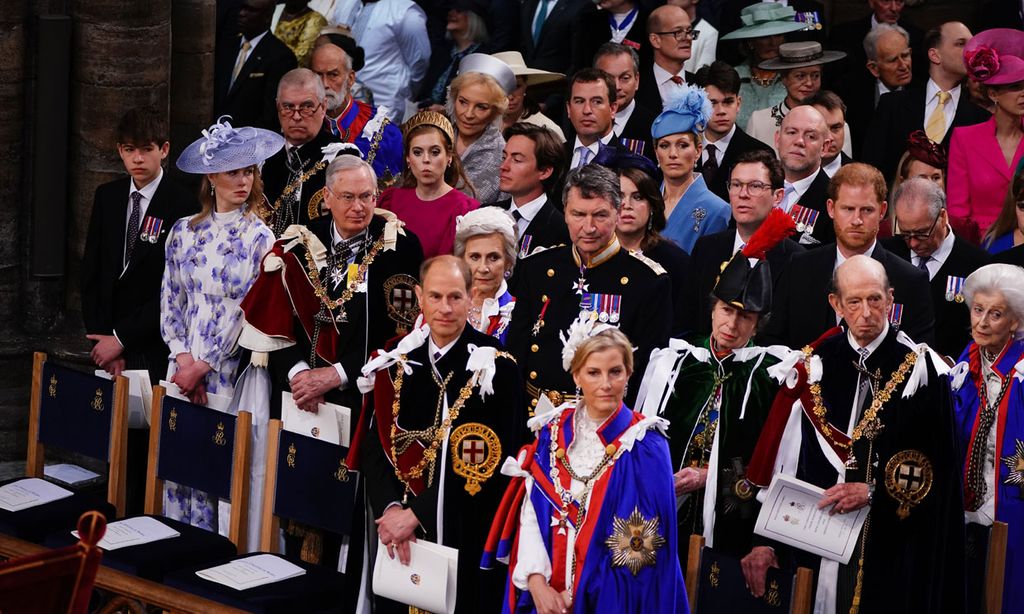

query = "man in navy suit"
(213, 0), (297, 130)
(81, 108), (198, 514)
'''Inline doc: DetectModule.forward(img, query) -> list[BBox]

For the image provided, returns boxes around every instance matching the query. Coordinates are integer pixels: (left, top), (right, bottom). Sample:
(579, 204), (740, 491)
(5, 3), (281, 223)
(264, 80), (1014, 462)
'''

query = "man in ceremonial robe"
(360, 255), (527, 613)
(742, 255), (965, 614)
(506, 164), (672, 411)
(259, 68), (345, 235)
(237, 154), (422, 610)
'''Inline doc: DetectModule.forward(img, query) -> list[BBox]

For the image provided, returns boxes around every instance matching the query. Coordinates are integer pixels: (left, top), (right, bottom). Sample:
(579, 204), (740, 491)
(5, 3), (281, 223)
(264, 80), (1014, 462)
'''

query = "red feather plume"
(740, 208), (797, 261)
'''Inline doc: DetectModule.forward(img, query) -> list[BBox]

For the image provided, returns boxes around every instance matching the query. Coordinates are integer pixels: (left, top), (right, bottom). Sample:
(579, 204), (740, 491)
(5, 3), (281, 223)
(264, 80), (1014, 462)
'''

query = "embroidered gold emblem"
(91, 388), (104, 412)
(287, 443), (297, 469)
(709, 561), (720, 587)
(48, 375), (57, 398)
(213, 422), (227, 446)
(884, 449), (933, 519)
(334, 459), (350, 483)
(307, 187), (327, 219)
(764, 579), (782, 606)
(604, 506), (666, 576)
(450, 422), (501, 496)
(168, 409), (177, 431)
(384, 274), (419, 333)
(1002, 438), (1024, 486)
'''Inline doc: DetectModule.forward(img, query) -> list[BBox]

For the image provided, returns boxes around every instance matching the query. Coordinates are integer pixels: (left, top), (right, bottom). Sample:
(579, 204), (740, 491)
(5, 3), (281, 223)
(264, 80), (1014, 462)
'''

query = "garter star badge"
(604, 506), (666, 575)
(1002, 438), (1024, 486)
(884, 449), (933, 519)
(450, 422), (501, 495)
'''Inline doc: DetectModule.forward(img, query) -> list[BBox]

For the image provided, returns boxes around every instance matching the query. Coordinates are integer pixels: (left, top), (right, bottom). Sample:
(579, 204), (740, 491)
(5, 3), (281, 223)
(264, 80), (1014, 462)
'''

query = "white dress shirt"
(653, 62), (687, 107)
(913, 226), (955, 280)
(822, 154), (843, 178)
(702, 124), (735, 167)
(835, 240), (877, 271)
(124, 168), (163, 241)
(781, 169), (819, 214)
(570, 132), (614, 168)
(845, 320), (890, 429)
(923, 79), (961, 141)
(510, 193), (548, 239)
(613, 99), (636, 137)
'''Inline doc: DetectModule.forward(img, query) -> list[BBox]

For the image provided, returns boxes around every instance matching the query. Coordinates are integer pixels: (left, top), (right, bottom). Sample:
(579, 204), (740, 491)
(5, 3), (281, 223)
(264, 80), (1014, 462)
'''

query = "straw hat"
(490, 51), (565, 88)
(758, 42), (846, 71)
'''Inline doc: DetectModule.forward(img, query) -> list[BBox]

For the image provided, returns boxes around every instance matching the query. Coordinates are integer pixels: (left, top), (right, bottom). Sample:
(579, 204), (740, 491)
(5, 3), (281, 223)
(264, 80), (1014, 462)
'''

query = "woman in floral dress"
(159, 118), (283, 531)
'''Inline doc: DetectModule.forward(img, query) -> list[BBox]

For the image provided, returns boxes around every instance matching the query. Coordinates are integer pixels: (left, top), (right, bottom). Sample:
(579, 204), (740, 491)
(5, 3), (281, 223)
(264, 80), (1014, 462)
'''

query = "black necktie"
(511, 208), (523, 223)
(125, 191), (142, 267)
(703, 144), (719, 182)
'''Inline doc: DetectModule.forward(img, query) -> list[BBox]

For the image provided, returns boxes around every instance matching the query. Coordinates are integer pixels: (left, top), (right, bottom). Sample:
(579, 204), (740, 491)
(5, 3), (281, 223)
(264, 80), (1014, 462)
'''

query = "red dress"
(378, 186), (479, 258)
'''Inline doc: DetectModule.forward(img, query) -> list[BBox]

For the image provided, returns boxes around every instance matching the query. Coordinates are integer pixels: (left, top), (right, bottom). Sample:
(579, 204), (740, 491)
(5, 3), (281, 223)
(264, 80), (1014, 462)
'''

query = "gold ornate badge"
(709, 561), (720, 587)
(48, 374), (57, 398)
(213, 422), (227, 446)
(1002, 438), (1024, 486)
(764, 579), (782, 607)
(168, 409), (178, 431)
(91, 388), (104, 412)
(384, 274), (419, 333)
(885, 449), (933, 519)
(287, 443), (297, 469)
(604, 506), (666, 576)
(307, 187), (327, 219)
(334, 459), (351, 483)
(450, 422), (501, 495)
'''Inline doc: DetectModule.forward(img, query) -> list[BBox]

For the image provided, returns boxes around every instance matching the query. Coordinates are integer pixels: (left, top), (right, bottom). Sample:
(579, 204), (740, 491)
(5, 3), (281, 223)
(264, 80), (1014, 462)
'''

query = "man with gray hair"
(506, 164), (672, 410)
(261, 68), (346, 235)
(238, 153), (423, 610)
(882, 177), (990, 357)
(744, 253), (964, 614)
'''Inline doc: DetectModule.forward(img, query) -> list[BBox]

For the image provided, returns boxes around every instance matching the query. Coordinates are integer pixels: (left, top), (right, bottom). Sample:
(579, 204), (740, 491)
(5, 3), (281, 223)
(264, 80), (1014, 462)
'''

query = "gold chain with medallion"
(302, 234), (386, 312)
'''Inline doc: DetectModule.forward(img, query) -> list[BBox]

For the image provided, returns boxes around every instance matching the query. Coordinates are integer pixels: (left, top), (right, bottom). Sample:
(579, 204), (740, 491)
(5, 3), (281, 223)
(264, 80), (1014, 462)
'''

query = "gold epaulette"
(629, 250), (667, 275)
(495, 350), (517, 365)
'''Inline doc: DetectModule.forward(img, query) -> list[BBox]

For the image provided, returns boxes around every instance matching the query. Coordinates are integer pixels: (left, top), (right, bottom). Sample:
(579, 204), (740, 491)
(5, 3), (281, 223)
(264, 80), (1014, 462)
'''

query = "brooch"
(1002, 438), (1024, 487)
(691, 208), (707, 233)
(450, 422), (502, 495)
(604, 506), (666, 575)
(884, 449), (933, 519)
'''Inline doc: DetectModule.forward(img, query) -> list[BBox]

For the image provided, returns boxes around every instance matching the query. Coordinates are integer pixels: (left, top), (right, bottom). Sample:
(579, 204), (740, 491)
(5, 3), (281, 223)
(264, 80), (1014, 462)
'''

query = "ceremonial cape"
(325, 99), (404, 183)
(747, 327), (965, 614)
(482, 404), (688, 614)
(636, 337), (795, 556)
(950, 340), (1024, 612)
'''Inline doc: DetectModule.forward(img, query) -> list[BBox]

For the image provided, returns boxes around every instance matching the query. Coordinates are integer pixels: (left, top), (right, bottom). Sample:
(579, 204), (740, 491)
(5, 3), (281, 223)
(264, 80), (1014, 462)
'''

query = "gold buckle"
(546, 390), (563, 405)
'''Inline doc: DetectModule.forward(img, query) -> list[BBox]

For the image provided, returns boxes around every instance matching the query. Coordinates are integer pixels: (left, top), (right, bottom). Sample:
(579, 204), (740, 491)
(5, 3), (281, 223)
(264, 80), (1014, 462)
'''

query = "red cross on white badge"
(462, 439), (486, 464)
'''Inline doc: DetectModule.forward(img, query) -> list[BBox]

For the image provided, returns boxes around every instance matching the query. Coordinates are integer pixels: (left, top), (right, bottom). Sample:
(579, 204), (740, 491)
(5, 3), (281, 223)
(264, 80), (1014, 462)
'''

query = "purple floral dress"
(159, 207), (273, 531)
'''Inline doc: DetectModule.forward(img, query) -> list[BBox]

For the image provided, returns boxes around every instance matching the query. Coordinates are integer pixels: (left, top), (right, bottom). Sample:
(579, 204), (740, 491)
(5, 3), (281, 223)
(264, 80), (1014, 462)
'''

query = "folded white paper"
(73, 516), (180, 551)
(44, 463), (101, 486)
(753, 473), (869, 564)
(161, 380), (232, 413)
(95, 369), (153, 428)
(281, 392), (351, 446)
(196, 553), (306, 591)
(372, 539), (458, 614)
(0, 478), (74, 512)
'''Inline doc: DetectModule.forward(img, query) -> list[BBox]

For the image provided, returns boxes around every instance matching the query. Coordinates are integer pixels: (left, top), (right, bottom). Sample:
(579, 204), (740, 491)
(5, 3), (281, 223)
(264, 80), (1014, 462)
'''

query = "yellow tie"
(925, 91), (951, 143)
(231, 40), (251, 86)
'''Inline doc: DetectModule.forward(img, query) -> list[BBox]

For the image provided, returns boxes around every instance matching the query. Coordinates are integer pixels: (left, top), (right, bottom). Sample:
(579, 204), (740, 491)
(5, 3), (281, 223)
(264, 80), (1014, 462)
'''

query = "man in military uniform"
(260, 67), (346, 235)
(237, 155), (423, 611)
(742, 256), (965, 613)
(506, 164), (672, 411)
(311, 35), (404, 186)
(360, 255), (526, 613)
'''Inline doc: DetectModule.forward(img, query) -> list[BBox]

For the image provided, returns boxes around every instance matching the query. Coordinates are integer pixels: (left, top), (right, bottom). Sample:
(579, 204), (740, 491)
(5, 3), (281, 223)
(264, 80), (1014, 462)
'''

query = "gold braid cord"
(256, 159), (329, 222)
(801, 346), (917, 452)
(302, 234), (386, 312)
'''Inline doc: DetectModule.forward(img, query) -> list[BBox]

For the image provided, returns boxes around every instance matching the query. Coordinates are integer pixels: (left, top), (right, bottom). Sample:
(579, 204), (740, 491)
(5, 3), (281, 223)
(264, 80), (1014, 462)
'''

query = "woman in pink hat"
(948, 28), (1024, 240)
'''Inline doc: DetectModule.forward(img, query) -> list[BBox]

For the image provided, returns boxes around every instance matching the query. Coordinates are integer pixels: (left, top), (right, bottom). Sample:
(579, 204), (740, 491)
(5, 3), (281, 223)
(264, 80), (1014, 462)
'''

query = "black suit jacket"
(792, 168), (835, 246)
(81, 175), (200, 381)
(758, 241), (935, 349)
(703, 126), (773, 201)
(520, 0), (588, 74)
(260, 128), (341, 233)
(688, 229), (803, 335)
(992, 243), (1024, 267)
(573, 3), (651, 72)
(616, 101), (659, 161)
(487, 198), (569, 254)
(882, 233), (989, 358)
(828, 16), (924, 81)
(835, 70), (882, 158)
(214, 31), (297, 131)
(862, 85), (990, 182)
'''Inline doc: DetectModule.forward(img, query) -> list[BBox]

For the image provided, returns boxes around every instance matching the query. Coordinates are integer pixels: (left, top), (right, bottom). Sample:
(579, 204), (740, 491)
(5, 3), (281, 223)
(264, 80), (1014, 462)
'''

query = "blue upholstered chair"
(0, 352), (127, 542)
(163, 419), (355, 613)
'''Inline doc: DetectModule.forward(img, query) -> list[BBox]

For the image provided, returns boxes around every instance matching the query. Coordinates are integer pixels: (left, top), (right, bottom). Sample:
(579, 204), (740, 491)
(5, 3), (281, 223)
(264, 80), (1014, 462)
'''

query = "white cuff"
(111, 330), (125, 349)
(333, 363), (349, 391)
(167, 339), (189, 358)
(288, 361), (311, 381)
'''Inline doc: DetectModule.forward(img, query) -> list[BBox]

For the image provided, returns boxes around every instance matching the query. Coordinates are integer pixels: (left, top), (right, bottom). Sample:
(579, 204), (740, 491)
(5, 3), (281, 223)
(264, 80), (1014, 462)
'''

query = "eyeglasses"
(727, 180), (772, 196)
(328, 187), (377, 206)
(277, 101), (323, 118)
(897, 209), (943, 242)
(655, 28), (699, 41)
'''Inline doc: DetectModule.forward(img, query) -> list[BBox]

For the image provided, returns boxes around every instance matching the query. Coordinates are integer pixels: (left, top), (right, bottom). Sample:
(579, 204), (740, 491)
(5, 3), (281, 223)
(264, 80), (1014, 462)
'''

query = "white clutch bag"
(372, 539), (459, 614)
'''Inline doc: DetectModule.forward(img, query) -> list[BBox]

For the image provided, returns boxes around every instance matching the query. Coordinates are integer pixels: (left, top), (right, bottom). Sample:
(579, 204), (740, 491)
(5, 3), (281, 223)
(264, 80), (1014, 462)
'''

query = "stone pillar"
(170, 0), (216, 179)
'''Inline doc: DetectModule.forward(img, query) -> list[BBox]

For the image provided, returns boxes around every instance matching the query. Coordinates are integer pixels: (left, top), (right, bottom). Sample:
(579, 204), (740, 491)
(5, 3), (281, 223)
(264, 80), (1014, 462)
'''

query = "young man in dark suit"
(594, 43), (659, 160)
(689, 149), (803, 334)
(213, 0), (297, 130)
(81, 108), (199, 514)
(759, 163), (935, 350)
(882, 178), (989, 359)
(490, 123), (569, 256)
(693, 61), (773, 201)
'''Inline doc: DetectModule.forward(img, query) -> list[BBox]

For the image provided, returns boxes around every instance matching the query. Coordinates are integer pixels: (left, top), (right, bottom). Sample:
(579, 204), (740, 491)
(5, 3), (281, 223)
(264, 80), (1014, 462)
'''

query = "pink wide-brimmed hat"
(964, 28), (1024, 85)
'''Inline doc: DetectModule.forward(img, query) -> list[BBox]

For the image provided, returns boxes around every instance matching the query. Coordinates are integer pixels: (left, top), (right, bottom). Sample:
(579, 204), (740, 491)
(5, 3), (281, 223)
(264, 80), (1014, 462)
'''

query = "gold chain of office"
(301, 234), (385, 312)
(257, 159), (330, 221)
(801, 346), (917, 451)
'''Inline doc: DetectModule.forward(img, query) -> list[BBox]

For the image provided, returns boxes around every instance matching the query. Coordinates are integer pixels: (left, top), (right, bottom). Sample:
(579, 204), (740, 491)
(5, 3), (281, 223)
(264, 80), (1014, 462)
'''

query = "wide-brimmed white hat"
(490, 51), (564, 88)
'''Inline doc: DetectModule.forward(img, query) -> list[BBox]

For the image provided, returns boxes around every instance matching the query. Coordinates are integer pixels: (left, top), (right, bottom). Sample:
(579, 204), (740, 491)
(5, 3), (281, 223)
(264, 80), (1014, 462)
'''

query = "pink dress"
(947, 117), (1024, 238)
(378, 186), (479, 258)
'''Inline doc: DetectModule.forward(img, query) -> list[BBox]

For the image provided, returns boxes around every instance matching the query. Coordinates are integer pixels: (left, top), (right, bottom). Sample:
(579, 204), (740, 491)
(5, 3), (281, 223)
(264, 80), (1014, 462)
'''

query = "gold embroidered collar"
(572, 236), (621, 269)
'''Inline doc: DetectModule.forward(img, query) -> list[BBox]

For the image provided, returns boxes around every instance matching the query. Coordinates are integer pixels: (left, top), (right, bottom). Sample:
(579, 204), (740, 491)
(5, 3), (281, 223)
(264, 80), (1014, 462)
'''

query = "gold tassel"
(285, 521), (324, 565)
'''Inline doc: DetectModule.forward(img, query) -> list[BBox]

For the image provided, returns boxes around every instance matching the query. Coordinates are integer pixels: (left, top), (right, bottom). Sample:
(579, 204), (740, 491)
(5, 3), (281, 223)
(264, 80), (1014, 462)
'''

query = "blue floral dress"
(159, 207), (274, 532)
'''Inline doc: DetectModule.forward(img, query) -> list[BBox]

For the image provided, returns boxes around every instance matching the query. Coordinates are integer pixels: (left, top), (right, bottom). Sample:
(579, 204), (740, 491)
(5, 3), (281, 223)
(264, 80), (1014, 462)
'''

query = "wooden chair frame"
(142, 385), (253, 551)
(685, 534), (813, 614)
(259, 419), (284, 553)
(26, 351), (129, 518)
(985, 520), (1008, 614)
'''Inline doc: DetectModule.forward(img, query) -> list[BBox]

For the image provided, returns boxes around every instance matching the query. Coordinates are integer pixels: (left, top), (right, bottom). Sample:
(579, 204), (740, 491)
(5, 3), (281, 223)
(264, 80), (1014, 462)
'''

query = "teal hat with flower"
(719, 3), (809, 41)
(651, 85), (712, 140)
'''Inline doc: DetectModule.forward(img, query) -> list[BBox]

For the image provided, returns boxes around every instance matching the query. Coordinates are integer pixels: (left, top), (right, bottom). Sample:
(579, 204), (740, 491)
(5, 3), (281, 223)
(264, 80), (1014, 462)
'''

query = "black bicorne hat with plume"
(712, 208), (796, 314)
